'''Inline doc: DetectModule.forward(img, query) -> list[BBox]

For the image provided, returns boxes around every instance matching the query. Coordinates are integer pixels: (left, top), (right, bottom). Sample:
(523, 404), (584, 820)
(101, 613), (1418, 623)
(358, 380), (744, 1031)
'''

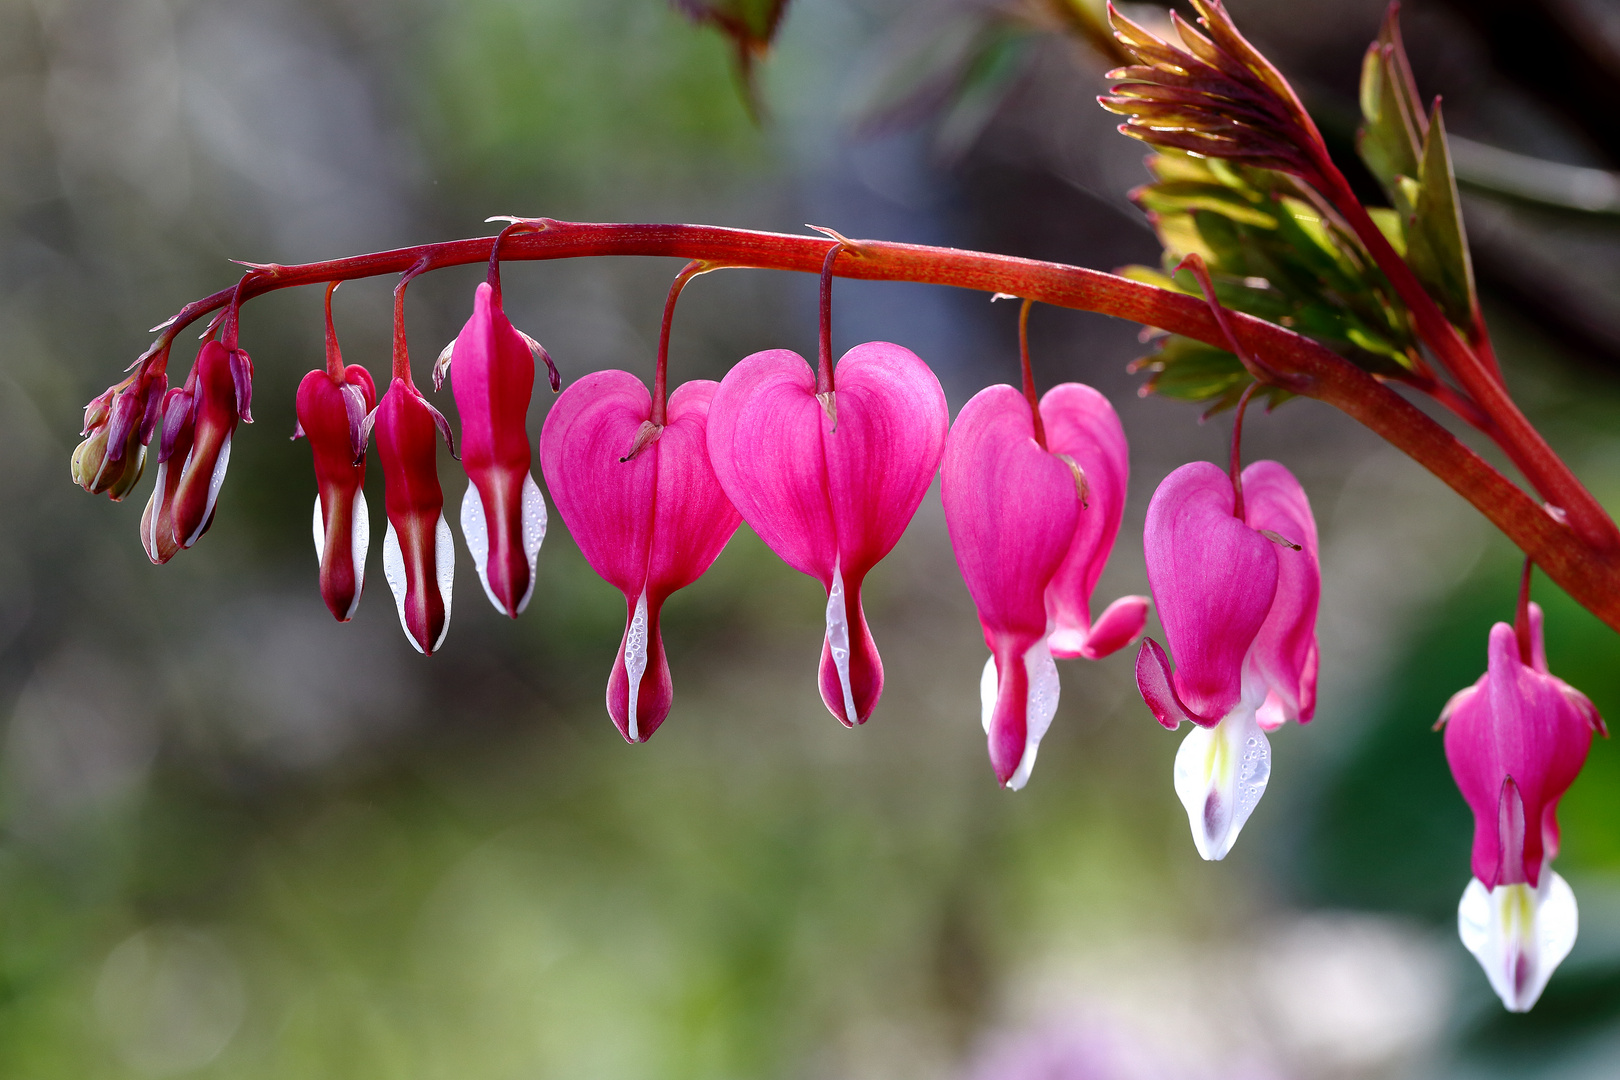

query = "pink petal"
(707, 343), (947, 725)
(942, 384), (1080, 784)
(297, 365), (376, 621)
(1444, 622), (1596, 888)
(1134, 637), (1210, 730)
(1240, 460), (1321, 724)
(1142, 461), (1278, 721)
(1077, 594), (1150, 660)
(1038, 383), (1133, 659)
(170, 341), (241, 550)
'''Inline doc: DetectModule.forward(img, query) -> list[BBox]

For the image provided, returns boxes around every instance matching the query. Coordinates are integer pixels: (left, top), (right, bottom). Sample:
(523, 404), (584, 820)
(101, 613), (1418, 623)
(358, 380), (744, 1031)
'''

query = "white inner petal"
(1173, 704), (1271, 861)
(312, 494), (325, 564)
(380, 523), (420, 654)
(347, 489), (369, 620)
(824, 562), (859, 724)
(978, 638), (1062, 792)
(145, 460), (169, 559)
(623, 589), (650, 742)
(1458, 870), (1578, 1013)
(515, 471), (547, 615)
(432, 512), (455, 651)
(460, 482), (499, 613)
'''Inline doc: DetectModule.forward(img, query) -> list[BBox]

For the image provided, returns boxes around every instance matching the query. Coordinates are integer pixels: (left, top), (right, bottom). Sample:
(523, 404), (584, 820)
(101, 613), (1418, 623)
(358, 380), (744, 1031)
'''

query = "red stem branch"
(135, 218), (1620, 630)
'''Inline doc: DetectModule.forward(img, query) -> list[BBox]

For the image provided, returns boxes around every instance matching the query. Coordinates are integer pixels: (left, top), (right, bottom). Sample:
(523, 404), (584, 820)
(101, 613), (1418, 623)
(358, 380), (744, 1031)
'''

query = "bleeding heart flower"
(1442, 603), (1602, 1012)
(294, 360), (376, 622)
(373, 377), (456, 654)
(445, 281), (550, 618)
(140, 340), (253, 562)
(1039, 383), (1149, 661)
(541, 371), (741, 742)
(1134, 459), (1319, 859)
(941, 384), (1080, 789)
(706, 342), (948, 726)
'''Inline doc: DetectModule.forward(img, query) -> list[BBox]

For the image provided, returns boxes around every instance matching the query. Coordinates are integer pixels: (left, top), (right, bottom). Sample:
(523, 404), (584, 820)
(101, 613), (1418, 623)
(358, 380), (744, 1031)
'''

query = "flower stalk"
(118, 219), (1620, 632)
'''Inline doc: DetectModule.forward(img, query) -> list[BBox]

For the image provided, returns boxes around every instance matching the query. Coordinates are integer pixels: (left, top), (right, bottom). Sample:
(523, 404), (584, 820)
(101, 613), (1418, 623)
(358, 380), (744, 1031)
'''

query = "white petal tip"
(1459, 872), (1577, 1013)
(1173, 708), (1270, 861)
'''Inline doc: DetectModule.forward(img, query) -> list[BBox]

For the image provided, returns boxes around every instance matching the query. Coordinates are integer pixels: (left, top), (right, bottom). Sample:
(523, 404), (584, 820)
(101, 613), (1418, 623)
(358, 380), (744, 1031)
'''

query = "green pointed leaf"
(1355, 7), (1425, 199)
(1404, 103), (1479, 329)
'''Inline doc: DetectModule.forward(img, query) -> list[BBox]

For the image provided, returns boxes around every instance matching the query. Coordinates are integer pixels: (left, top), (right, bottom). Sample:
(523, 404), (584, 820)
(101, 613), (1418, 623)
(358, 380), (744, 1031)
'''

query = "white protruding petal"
(347, 489), (369, 619)
(825, 562), (859, 724)
(183, 431), (232, 547)
(432, 512), (454, 652)
(514, 472), (547, 614)
(978, 641), (1061, 792)
(1459, 871), (1578, 1013)
(1173, 705), (1271, 860)
(460, 482), (499, 613)
(381, 523), (420, 653)
(312, 494), (325, 564)
(623, 589), (650, 742)
(144, 460), (169, 560)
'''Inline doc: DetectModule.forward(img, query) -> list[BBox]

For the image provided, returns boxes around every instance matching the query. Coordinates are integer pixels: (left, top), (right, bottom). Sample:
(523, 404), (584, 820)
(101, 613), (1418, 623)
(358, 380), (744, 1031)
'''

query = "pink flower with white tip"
(1134, 456), (1320, 860)
(441, 253), (559, 618)
(294, 283), (377, 621)
(942, 377), (1146, 790)
(706, 245), (949, 727)
(1441, 598), (1603, 1012)
(541, 371), (740, 742)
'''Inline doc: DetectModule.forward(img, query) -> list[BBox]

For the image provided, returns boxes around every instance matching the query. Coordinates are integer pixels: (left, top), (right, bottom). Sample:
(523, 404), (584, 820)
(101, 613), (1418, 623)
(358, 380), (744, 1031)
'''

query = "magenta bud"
(448, 282), (546, 618)
(297, 362), (378, 621)
(375, 377), (454, 654)
(72, 365), (168, 501)
(169, 341), (249, 550)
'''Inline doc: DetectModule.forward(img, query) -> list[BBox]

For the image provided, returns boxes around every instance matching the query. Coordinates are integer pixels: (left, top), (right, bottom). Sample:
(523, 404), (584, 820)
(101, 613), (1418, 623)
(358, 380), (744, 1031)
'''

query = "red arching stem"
(392, 258), (429, 384)
(125, 218), (1620, 631)
(1514, 554), (1535, 664)
(652, 260), (708, 427)
(1305, 154), (1618, 556)
(486, 219), (532, 306)
(816, 241), (841, 395)
(323, 281), (344, 379)
(1229, 381), (1261, 521)
(1018, 298), (1048, 450)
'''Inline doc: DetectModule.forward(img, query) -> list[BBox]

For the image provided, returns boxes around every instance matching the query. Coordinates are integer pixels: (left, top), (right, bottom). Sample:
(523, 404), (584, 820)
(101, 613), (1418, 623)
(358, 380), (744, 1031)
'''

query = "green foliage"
(1123, 152), (1418, 411)
(1356, 9), (1480, 330)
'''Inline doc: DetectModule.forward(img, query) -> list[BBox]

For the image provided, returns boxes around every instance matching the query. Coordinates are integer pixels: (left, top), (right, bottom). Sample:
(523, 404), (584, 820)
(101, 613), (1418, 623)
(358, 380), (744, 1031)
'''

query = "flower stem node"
(706, 343), (949, 727)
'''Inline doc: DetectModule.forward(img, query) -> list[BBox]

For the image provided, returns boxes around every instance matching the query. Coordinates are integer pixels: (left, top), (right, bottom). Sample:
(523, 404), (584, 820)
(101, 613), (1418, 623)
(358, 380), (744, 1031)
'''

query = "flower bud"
(374, 377), (456, 654)
(296, 362), (377, 621)
(72, 366), (166, 501)
(168, 341), (253, 550)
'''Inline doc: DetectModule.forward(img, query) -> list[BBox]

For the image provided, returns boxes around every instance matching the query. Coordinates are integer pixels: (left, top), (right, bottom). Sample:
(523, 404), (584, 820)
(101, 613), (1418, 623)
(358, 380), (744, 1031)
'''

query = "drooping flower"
(942, 385), (1078, 789)
(293, 295), (377, 621)
(444, 281), (550, 618)
(140, 340), (253, 563)
(706, 342), (948, 726)
(1039, 383), (1150, 662)
(72, 363), (167, 501)
(373, 377), (456, 654)
(1134, 459), (1319, 860)
(540, 371), (741, 742)
(942, 383), (1147, 789)
(1442, 603), (1603, 1012)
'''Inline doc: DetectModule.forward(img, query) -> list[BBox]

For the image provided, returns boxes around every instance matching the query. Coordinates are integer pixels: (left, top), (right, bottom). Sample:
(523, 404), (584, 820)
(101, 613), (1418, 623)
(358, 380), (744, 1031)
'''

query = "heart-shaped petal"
(707, 342), (947, 725)
(1240, 460), (1320, 727)
(942, 384), (1080, 785)
(541, 371), (741, 742)
(1143, 461), (1279, 721)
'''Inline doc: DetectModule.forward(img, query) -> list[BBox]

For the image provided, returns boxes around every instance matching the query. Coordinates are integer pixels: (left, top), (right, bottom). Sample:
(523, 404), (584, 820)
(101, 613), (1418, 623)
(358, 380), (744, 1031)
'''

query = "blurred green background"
(3, 0), (1620, 1077)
